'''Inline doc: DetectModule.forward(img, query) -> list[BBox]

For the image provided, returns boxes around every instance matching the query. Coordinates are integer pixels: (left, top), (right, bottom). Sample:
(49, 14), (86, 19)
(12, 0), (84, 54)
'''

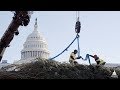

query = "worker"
(69, 49), (81, 65)
(89, 54), (106, 66)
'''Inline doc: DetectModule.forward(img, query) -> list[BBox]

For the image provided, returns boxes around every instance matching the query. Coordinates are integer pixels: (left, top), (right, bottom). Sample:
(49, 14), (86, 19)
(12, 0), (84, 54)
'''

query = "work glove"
(77, 56), (82, 59)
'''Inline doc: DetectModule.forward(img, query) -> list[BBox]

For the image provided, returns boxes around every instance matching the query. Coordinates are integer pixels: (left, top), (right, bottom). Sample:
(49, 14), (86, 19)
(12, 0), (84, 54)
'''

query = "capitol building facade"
(14, 18), (50, 64)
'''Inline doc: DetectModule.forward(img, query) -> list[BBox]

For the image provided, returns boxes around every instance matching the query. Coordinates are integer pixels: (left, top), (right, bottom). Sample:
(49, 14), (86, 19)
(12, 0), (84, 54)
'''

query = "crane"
(0, 11), (33, 61)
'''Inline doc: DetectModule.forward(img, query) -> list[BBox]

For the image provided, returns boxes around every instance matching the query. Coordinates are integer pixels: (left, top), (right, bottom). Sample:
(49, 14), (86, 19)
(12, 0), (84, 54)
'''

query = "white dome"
(15, 18), (50, 64)
(23, 27), (48, 51)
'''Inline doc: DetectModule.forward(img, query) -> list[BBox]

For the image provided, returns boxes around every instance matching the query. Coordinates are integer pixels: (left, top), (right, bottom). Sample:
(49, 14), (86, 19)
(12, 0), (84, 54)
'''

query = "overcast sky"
(0, 11), (120, 64)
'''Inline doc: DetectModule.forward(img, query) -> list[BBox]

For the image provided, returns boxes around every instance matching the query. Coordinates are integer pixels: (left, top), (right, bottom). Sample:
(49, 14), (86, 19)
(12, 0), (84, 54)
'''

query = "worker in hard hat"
(89, 54), (106, 66)
(69, 49), (82, 65)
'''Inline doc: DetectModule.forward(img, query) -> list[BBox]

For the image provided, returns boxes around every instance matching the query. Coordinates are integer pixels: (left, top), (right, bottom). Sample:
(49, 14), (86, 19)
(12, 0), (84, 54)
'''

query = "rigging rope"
(49, 34), (79, 60)
(77, 34), (80, 57)
(82, 54), (91, 65)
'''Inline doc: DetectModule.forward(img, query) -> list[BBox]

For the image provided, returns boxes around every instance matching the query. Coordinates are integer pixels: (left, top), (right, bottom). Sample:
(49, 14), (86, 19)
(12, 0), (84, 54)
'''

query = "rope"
(77, 34), (80, 57)
(82, 54), (91, 65)
(49, 34), (78, 60)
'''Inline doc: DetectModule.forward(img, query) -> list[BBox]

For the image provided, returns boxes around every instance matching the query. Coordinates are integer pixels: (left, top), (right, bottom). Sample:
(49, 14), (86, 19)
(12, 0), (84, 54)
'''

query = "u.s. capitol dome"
(14, 18), (50, 64)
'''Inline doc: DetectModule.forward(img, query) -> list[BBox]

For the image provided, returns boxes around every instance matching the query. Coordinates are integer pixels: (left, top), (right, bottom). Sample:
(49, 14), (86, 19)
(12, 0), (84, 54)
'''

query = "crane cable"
(76, 11), (79, 21)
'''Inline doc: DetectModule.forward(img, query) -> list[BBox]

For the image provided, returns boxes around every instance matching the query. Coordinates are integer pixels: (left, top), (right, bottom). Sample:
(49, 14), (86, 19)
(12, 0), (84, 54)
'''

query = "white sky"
(0, 11), (120, 64)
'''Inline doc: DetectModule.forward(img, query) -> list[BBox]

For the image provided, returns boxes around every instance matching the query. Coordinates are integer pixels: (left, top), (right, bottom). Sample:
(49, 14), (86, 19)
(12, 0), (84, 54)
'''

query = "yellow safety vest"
(98, 59), (105, 65)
